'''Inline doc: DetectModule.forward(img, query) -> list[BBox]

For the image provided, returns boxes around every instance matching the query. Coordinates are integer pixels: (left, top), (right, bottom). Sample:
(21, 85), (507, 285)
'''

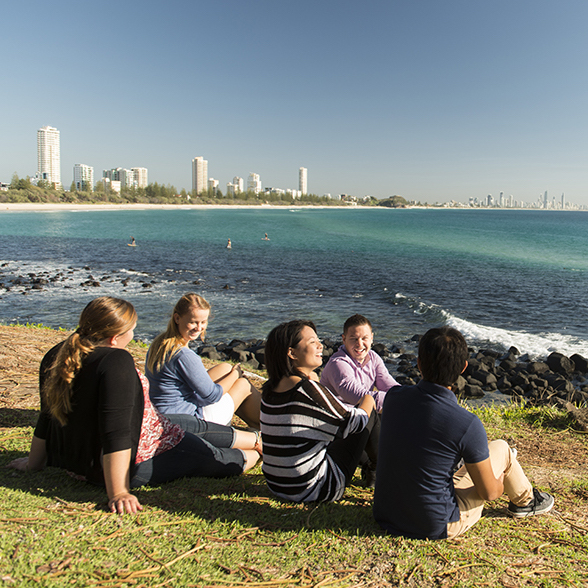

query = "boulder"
(526, 361), (549, 375)
(463, 384), (484, 398)
(571, 354), (588, 373)
(546, 352), (574, 377)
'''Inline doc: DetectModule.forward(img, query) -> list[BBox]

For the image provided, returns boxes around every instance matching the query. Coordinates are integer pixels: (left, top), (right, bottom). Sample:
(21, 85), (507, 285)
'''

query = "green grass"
(1, 406), (587, 587)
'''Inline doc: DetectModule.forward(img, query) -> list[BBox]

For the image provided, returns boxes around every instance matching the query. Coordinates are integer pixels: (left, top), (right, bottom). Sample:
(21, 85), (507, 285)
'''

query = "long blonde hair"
(147, 293), (211, 374)
(44, 297), (137, 426)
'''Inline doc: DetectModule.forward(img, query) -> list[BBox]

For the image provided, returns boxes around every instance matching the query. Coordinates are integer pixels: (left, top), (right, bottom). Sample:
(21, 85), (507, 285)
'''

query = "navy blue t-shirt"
(373, 380), (489, 540)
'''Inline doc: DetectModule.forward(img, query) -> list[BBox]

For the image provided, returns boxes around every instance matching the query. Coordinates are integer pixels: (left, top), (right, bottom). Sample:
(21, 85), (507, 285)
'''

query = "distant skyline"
(3, 1), (588, 205)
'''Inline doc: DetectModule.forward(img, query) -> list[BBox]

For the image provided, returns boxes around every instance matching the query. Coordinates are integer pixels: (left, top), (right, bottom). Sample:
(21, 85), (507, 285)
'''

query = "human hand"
(7, 457), (29, 471)
(108, 492), (143, 514)
(233, 363), (243, 377)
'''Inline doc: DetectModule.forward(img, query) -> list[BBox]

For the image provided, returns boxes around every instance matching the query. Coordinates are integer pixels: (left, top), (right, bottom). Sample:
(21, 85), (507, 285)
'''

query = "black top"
(34, 343), (144, 484)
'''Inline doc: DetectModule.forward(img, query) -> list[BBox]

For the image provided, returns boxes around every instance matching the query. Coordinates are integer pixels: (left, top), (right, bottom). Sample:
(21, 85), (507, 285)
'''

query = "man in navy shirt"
(374, 327), (554, 540)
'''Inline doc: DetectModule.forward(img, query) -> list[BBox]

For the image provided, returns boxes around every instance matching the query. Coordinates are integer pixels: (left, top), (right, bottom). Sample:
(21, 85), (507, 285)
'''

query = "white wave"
(446, 314), (588, 359)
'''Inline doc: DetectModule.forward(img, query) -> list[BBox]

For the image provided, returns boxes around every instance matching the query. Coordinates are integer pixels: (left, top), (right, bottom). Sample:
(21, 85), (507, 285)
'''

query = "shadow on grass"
(0, 408), (39, 428)
(1, 449), (382, 536)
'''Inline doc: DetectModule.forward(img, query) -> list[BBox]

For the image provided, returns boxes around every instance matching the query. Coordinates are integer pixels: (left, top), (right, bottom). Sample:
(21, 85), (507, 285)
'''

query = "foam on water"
(445, 313), (588, 359)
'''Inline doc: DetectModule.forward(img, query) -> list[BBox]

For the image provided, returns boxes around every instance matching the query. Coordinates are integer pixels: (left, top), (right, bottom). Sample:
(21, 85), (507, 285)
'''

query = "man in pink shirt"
(320, 314), (399, 412)
(320, 314), (399, 487)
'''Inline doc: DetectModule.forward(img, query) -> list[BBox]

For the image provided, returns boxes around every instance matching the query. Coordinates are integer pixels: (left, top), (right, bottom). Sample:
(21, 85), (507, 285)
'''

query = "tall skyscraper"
(247, 172), (261, 194)
(299, 167), (307, 195)
(73, 164), (94, 191)
(37, 126), (61, 187)
(192, 157), (208, 193)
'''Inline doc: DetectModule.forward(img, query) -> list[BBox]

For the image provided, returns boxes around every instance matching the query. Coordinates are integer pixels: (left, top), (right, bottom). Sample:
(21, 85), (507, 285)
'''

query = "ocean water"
(0, 207), (587, 360)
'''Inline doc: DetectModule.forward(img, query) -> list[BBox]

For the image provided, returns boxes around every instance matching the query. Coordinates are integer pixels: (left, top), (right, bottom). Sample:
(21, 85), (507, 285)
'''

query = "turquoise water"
(0, 207), (587, 358)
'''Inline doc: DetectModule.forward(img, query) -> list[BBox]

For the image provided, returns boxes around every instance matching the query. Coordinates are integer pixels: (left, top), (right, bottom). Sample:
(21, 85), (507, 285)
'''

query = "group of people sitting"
(9, 294), (554, 540)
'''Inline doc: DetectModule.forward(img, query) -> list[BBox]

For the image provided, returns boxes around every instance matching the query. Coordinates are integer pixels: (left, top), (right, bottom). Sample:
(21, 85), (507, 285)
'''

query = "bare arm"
(358, 393), (375, 416)
(216, 364), (242, 394)
(465, 457), (505, 501)
(102, 449), (143, 514)
(8, 435), (47, 472)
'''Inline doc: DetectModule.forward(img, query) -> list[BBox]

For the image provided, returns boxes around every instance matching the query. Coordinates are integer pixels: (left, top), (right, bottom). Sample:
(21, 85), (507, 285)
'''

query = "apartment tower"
(299, 167), (307, 195)
(37, 126), (61, 187)
(192, 157), (208, 193)
(73, 164), (94, 191)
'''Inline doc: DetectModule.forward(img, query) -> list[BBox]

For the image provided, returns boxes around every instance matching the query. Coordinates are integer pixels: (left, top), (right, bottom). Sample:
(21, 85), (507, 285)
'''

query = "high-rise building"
(73, 164), (94, 191)
(131, 167), (148, 188)
(299, 167), (307, 195)
(247, 172), (261, 194)
(233, 176), (244, 193)
(37, 126), (61, 187)
(192, 157), (208, 193)
(208, 178), (219, 194)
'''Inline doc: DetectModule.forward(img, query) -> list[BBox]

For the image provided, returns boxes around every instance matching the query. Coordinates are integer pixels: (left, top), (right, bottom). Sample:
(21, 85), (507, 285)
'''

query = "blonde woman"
(146, 293), (261, 430)
(9, 297), (260, 514)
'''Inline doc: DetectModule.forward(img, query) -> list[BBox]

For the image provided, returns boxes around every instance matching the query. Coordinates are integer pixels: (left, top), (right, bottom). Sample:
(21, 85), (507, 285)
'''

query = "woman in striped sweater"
(260, 320), (376, 503)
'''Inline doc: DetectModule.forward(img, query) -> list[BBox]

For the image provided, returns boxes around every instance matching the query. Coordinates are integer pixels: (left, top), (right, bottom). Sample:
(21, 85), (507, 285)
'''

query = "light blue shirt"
(146, 346), (223, 417)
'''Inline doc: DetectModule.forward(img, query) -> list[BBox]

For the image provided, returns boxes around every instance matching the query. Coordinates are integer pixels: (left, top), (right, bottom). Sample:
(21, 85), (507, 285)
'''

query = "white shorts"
(201, 394), (235, 426)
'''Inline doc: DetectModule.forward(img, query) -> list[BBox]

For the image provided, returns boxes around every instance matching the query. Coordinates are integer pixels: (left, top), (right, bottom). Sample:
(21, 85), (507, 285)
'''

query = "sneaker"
(507, 488), (554, 518)
(361, 462), (377, 489)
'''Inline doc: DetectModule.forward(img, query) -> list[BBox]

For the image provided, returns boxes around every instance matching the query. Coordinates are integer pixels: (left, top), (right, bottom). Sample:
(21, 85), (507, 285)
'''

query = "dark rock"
(470, 370), (497, 387)
(497, 375), (512, 392)
(199, 346), (222, 361)
(454, 375), (467, 393)
(571, 354), (588, 373)
(229, 339), (247, 350)
(463, 384), (484, 398)
(229, 349), (250, 363)
(499, 359), (517, 372)
(508, 346), (520, 356)
(372, 343), (388, 357)
(546, 352), (574, 377)
(527, 361), (549, 375)
(396, 376), (416, 386)
(511, 373), (530, 388)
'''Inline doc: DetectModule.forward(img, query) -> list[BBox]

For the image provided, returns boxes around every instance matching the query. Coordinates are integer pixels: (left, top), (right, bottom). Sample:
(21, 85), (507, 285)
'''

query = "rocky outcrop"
(194, 336), (588, 411)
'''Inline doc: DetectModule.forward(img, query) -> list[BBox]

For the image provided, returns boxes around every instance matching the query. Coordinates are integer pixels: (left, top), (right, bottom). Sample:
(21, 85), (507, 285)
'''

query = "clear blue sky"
(3, 0), (588, 205)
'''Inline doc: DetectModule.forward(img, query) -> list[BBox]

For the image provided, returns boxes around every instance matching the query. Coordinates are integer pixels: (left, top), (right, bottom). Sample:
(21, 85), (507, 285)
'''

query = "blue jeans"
(131, 433), (245, 487)
(164, 413), (236, 447)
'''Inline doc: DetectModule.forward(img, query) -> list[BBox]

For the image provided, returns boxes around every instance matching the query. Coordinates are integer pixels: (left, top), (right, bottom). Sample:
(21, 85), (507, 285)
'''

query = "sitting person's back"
(374, 327), (554, 540)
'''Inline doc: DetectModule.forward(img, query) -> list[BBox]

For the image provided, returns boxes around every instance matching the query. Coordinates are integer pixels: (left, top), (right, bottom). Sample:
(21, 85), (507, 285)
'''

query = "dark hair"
(343, 314), (372, 334)
(262, 320), (317, 396)
(418, 327), (468, 387)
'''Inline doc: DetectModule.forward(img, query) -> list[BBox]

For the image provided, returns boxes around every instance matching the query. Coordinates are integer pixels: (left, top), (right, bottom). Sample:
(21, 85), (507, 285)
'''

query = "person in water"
(374, 326), (555, 540)
(146, 293), (261, 429)
(8, 297), (260, 514)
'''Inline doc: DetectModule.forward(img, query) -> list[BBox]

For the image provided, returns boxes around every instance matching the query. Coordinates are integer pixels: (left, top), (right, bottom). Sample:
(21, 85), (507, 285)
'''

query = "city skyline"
(3, 2), (588, 205)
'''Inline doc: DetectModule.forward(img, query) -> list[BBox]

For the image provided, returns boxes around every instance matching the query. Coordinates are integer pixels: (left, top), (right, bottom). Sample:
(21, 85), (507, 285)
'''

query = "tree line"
(1, 173), (408, 207)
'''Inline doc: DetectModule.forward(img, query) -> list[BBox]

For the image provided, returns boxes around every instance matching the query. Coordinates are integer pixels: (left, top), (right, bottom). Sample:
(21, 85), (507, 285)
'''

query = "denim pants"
(164, 413), (236, 447)
(130, 424), (244, 487)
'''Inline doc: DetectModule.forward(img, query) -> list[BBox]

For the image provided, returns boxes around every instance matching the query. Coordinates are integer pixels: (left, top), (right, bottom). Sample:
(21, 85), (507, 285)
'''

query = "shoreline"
(1, 202), (584, 213)
(0, 202), (377, 212)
